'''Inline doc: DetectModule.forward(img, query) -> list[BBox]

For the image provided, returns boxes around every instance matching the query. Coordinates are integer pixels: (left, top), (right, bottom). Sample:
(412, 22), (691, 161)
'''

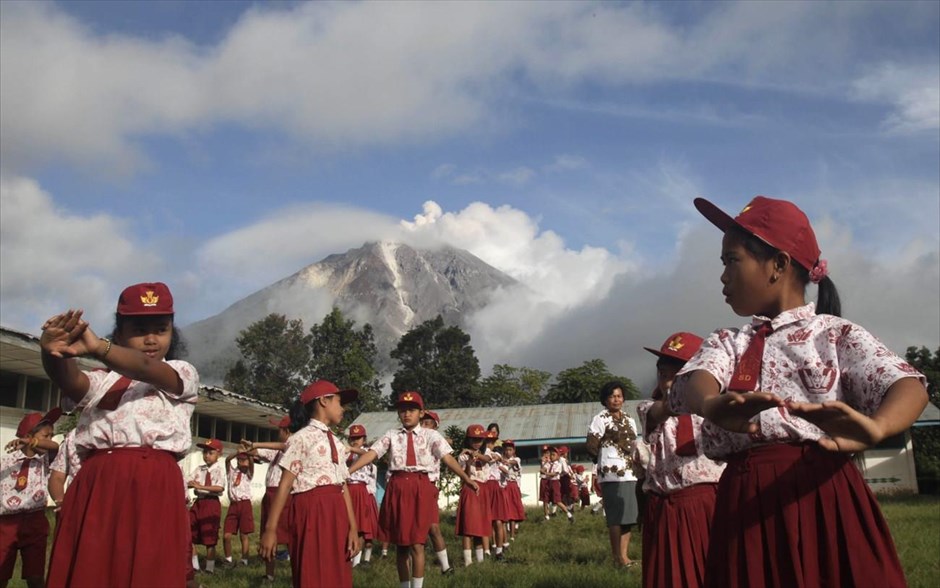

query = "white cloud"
(4, 1), (932, 176)
(0, 174), (163, 332)
(852, 63), (940, 134)
(430, 163), (457, 180)
(496, 166), (536, 186)
(544, 155), (588, 173)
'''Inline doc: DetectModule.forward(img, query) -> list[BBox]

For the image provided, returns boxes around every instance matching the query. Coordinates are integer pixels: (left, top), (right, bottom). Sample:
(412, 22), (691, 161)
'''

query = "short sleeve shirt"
(0, 451), (50, 515)
(227, 465), (253, 502)
(587, 410), (639, 483)
(371, 427), (452, 473)
(669, 303), (926, 459)
(188, 461), (225, 498)
(74, 361), (199, 457)
(50, 430), (83, 481)
(255, 448), (285, 488)
(281, 420), (348, 494)
(457, 451), (489, 483)
(347, 447), (378, 495)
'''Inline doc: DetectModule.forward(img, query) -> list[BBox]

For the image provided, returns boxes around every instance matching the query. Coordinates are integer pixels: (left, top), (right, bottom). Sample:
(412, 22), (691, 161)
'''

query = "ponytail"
(815, 276), (841, 317)
(288, 399), (314, 433)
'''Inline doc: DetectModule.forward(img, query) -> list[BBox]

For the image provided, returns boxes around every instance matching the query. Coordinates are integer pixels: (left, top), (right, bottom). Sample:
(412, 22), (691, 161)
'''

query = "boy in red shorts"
(222, 451), (254, 567)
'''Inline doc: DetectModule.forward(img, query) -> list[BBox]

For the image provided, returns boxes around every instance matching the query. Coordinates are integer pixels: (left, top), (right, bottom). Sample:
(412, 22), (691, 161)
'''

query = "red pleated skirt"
(642, 483), (717, 588)
(261, 486), (292, 545)
(706, 443), (906, 588)
(47, 448), (189, 588)
(504, 481), (526, 521)
(288, 485), (351, 588)
(347, 483), (379, 540)
(539, 478), (549, 502)
(484, 480), (508, 521)
(378, 472), (436, 546)
(455, 484), (490, 538)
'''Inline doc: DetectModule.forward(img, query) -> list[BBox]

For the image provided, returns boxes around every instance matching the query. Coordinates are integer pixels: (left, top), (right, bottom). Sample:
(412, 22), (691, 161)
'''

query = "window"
(245, 425), (258, 443)
(0, 371), (20, 408)
(197, 415), (213, 439)
(229, 422), (244, 443)
(24, 377), (47, 411)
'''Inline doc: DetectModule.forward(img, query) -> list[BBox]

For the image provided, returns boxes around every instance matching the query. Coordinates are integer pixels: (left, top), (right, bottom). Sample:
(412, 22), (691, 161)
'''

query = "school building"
(0, 325), (287, 505)
(352, 398), (940, 508)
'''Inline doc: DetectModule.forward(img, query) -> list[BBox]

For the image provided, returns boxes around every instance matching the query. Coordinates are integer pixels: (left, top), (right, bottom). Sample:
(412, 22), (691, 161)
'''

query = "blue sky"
(1, 1), (937, 382)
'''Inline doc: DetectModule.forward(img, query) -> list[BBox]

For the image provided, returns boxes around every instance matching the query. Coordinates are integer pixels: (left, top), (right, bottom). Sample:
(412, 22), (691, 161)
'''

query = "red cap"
(236, 451), (250, 459)
(694, 196), (822, 273)
(558, 446), (569, 455)
(300, 380), (358, 405)
(395, 391), (424, 410)
(502, 439), (515, 447)
(197, 439), (223, 452)
(16, 408), (62, 438)
(422, 411), (440, 425)
(269, 415), (291, 429)
(348, 424), (367, 438)
(465, 424), (487, 438)
(485, 430), (498, 440)
(547, 445), (558, 453)
(644, 332), (704, 363)
(117, 282), (175, 315)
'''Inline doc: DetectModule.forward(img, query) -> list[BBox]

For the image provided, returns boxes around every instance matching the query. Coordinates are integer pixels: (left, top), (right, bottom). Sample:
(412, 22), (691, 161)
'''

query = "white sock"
(463, 549), (472, 566)
(352, 552), (361, 567)
(545, 515), (550, 520)
(206, 560), (215, 573)
(503, 543), (510, 549)
(412, 578), (424, 588)
(192, 554), (199, 570)
(567, 511), (573, 519)
(265, 574), (274, 581)
(436, 549), (450, 570)
(475, 547), (484, 562)
(551, 505), (557, 514)
(363, 546), (372, 562)
(240, 559), (248, 566)
(400, 582), (410, 588)
(495, 546), (503, 555)
(382, 548), (389, 556)
(225, 556), (233, 563)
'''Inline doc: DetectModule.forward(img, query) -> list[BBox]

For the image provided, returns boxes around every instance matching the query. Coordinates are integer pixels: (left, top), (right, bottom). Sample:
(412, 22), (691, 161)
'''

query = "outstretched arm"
(442, 454), (478, 492)
(346, 449), (378, 475)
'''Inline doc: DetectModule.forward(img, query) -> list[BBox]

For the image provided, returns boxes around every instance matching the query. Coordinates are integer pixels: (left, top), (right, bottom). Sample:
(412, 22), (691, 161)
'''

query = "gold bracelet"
(100, 338), (112, 359)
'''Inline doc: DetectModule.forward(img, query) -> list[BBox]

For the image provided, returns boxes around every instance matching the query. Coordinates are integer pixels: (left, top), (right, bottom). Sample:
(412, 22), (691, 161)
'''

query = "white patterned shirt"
(71, 361), (199, 457)
(587, 410), (639, 483)
(347, 446), (378, 495)
(255, 448), (285, 488)
(669, 303), (926, 459)
(1, 450), (51, 515)
(188, 461), (225, 498)
(227, 464), (253, 502)
(281, 420), (348, 494)
(371, 427), (452, 473)
(50, 430), (83, 481)
(636, 401), (726, 494)
(457, 451), (489, 483)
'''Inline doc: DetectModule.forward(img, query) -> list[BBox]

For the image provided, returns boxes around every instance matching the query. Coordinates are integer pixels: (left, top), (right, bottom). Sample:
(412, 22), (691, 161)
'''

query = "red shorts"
(190, 497), (222, 546)
(0, 510), (49, 581)
(546, 479), (562, 503)
(224, 499), (255, 535)
(539, 478), (549, 502)
(261, 487), (291, 545)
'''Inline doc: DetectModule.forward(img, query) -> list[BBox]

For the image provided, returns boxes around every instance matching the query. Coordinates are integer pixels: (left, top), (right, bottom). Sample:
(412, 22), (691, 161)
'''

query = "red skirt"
(546, 479), (562, 503)
(455, 484), (490, 538)
(288, 485), (351, 588)
(47, 448), (189, 588)
(504, 481), (526, 522)
(484, 480), (508, 522)
(539, 478), (549, 502)
(261, 486), (292, 545)
(706, 443), (906, 588)
(347, 483), (379, 540)
(378, 472), (436, 546)
(190, 497), (221, 546)
(643, 483), (717, 588)
(579, 486), (591, 506)
(0, 509), (48, 581)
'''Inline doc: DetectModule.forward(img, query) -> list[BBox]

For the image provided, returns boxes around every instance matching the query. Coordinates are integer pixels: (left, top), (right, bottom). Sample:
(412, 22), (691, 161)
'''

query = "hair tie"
(809, 259), (829, 284)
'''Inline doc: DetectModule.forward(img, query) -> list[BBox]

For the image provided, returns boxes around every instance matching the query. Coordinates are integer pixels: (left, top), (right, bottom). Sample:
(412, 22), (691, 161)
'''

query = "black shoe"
(442, 567), (455, 576)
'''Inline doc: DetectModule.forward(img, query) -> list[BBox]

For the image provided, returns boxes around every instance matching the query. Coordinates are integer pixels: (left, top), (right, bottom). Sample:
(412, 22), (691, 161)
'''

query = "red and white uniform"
(347, 450), (377, 495)
(371, 426), (452, 472)
(188, 462), (225, 499)
(1, 450), (51, 582)
(50, 430), (83, 482)
(636, 403), (725, 495)
(282, 420), (348, 492)
(227, 466), (252, 502)
(669, 303), (927, 459)
(346, 448), (379, 540)
(455, 451), (491, 537)
(255, 448), (285, 489)
(1, 451), (50, 515)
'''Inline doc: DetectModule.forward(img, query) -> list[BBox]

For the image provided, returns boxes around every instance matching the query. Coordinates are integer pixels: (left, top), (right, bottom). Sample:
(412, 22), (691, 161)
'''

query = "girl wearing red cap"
(482, 430), (509, 560)
(260, 380), (361, 588)
(455, 425), (492, 567)
(344, 424), (379, 568)
(671, 196), (928, 587)
(1, 410), (60, 588)
(499, 441), (525, 539)
(347, 391), (479, 588)
(241, 417), (292, 582)
(40, 282), (199, 587)
(636, 332), (726, 588)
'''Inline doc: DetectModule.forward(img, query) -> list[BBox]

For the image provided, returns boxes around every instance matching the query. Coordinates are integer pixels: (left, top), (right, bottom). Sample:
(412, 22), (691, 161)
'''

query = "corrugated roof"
(351, 401), (644, 444)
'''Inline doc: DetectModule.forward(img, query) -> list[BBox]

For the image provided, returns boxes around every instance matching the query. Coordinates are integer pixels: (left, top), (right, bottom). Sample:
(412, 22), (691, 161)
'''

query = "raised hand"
(787, 400), (883, 452)
(40, 310), (97, 358)
(701, 391), (785, 435)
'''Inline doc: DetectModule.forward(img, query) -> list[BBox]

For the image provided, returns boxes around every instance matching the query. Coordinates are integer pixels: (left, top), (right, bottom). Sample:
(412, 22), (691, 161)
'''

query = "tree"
(390, 315), (481, 409)
(906, 346), (940, 492)
(223, 314), (310, 407)
(544, 358), (639, 404)
(438, 424), (466, 508)
(476, 364), (551, 407)
(307, 307), (385, 425)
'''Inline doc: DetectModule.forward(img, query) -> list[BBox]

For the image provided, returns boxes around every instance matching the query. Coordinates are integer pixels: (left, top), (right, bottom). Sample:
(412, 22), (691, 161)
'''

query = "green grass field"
(8, 495), (938, 587)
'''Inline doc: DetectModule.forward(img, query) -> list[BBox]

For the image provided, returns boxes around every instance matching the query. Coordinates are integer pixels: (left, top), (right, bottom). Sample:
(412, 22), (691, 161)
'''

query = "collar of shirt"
(398, 426), (419, 436)
(9, 450), (40, 462)
(306, 419), (331, 433)
(754, 302), (816, 331)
